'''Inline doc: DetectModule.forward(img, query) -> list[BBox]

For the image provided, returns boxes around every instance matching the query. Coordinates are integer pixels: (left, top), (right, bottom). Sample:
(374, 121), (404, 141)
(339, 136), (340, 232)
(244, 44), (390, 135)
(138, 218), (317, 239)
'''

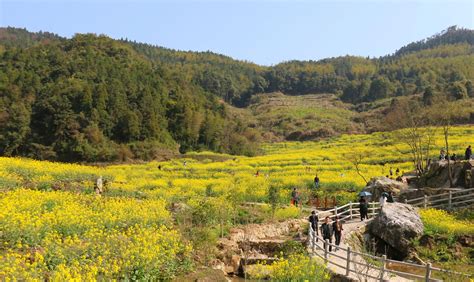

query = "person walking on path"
(314, 175), (320, 189)
(309, 211), (319, 241)
(321, 216), (333, 252)
(466, 145), (472, 160)
(359, 196), (368, 221)
(379, 193), (387, 207)
(332, 216), (343, 250)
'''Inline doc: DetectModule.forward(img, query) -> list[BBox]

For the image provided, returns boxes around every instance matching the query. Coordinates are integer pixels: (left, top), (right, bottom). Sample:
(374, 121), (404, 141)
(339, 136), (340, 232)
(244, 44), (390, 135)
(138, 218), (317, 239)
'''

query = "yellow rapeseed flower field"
(0, 126), (472, 279)
(419, 208), (474, 235)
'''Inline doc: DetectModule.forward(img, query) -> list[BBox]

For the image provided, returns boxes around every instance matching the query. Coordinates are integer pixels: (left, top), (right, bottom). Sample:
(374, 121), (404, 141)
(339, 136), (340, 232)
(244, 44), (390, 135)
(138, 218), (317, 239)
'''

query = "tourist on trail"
(389, 167), (393, 177)
(183, 161), (187, 166)
(466, 145), (472, 160)
(332, 216), (343, 250)
(359, 197), (368, 221)
(309, 211), (319, 241)
(387, 191), (394, 203)
(439, 149), (446, 160)
(255, 170), (260, 177)
(395, 168), (400, 176)
(379, 193), (387, 207)
(291, 188), (300, 206)
(94, 176), (103, 196)
(314, 175), (320, 189)
(451, 153), (457, 161)
(321, 216), (333, 252)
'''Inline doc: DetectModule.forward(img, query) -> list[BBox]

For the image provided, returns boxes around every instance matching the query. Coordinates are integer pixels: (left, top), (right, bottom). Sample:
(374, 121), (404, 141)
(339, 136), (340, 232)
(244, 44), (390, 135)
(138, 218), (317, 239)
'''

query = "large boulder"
(368, 203), (423, 257)
(362, 176), (408, 200)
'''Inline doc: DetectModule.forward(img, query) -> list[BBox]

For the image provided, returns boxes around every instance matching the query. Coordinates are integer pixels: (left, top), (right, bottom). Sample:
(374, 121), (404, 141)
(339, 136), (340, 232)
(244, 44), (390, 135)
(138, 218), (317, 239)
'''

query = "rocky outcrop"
(417, 160), (474, 188)
(368, 203), (423, 258)
(362, 176), (408, 200)
(215, 219), (306, 276)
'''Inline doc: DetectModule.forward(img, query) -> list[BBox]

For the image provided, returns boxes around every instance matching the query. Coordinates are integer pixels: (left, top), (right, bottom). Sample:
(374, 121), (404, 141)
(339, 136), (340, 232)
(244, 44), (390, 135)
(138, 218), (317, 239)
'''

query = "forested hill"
(0, 32), (260, 161)
(124, 26), (474, 104)
(394, 26), (474, 56)
(0, 26), (473, 162)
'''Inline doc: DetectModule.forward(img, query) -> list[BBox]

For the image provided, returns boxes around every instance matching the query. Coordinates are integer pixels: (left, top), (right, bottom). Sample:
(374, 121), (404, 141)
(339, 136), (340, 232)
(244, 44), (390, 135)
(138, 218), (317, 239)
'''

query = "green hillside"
(0, 26), (473, 161)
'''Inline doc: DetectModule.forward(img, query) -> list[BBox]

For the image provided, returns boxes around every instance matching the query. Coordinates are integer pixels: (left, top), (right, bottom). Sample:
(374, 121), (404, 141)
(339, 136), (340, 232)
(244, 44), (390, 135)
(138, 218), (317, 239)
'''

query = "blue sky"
(1, 0), (473, 65)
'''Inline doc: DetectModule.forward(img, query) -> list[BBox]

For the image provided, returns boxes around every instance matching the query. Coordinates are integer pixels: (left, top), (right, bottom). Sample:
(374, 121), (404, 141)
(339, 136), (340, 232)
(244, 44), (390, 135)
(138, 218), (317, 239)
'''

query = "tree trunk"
(444, 129), (453, 187)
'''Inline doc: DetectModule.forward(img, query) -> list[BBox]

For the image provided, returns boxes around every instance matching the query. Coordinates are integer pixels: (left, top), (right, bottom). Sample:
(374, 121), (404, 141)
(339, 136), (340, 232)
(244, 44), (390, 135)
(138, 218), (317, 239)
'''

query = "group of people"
(378, 191), (394, 207)
(439, 145), (472, 161)
(309, 211), (344, 252)
(388, 167), (400, 177)
(358, 191), (394, 221)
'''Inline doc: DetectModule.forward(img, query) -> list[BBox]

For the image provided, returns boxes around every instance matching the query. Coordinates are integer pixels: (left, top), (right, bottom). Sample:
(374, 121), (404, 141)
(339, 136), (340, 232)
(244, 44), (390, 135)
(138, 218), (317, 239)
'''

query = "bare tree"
(385, 99), (435, 176)
(428, 102), (468, 187)
(345, 151), (371, 184)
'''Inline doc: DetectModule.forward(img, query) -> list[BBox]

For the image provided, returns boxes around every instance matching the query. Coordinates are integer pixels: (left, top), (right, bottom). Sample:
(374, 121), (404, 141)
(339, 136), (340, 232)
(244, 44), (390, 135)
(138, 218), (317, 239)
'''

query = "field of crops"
(0, 126), (472, 279)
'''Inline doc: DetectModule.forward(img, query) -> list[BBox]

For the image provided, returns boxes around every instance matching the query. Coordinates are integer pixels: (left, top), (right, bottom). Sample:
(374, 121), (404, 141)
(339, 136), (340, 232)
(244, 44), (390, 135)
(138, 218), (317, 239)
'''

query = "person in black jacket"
(359, 197), (368, 221)
(332, 216), (344, 250)
(387, 191), (394, 203)
(321, 216), (333, 252)
(466, 145), (472, 160)
(309, 211), (319, 242)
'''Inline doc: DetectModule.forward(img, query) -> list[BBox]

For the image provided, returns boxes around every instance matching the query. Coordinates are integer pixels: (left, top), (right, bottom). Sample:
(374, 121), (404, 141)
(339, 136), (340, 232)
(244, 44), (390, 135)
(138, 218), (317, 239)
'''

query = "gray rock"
(363, 176), (408, 200)
(369, 203), (423, 256)
(418, 160), (474, 188)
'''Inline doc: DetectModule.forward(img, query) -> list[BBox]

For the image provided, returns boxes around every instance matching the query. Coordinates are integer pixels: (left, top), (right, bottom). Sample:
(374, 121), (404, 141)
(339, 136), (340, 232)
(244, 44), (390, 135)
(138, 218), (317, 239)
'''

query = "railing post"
(335, 205), (338, 218)
(349, 202), (353, 220)
(380, 254), (386, 281)
(371, 201), (375, 217)
(448, 191), (452, 209)
(346, 246), (351, 276)
(404, 198), (408, 204)
(425, 262), (432, 282)
(424, 195), (428, 208)
(324, 239), (329, 264)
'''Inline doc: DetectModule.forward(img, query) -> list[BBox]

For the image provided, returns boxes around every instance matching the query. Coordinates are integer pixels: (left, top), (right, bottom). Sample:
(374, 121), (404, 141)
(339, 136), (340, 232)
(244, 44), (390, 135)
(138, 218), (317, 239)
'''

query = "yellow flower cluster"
(419, 208), (474, 236)
(0, 190), (192, 280)
(274, 205), (301, 221)
(247, 254), (331, 281)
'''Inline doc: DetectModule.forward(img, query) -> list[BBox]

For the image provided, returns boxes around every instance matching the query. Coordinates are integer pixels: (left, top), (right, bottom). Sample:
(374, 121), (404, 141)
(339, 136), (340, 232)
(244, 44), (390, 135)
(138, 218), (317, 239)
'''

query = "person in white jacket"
(379, 194), (387, 207)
